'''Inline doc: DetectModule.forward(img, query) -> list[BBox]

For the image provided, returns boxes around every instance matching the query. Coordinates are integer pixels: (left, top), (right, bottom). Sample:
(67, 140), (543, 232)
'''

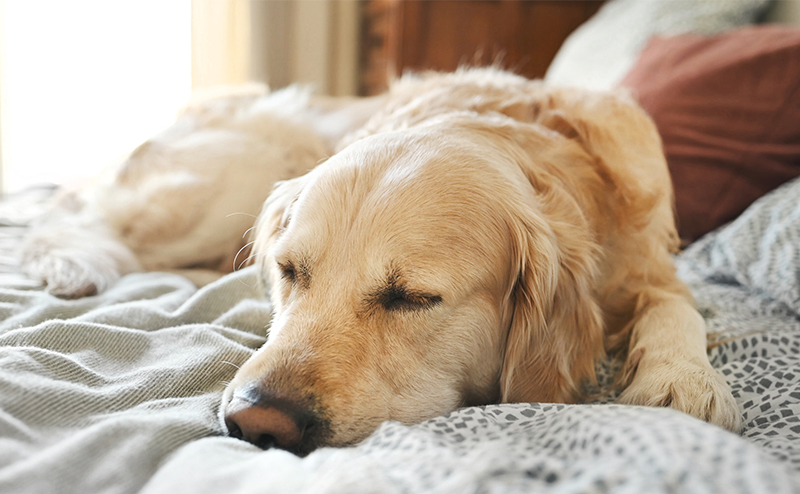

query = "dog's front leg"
(616, 292), (743, 432)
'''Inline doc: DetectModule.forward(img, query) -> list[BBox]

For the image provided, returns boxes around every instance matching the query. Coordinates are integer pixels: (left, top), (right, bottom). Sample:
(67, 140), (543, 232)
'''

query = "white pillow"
(544, 0), (770, 91)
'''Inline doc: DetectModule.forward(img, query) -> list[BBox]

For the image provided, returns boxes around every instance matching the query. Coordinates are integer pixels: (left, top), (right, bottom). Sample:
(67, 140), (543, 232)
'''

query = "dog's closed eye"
(377, 286), (442, 312)
(277, 261), (296, 283)
(276, 258), (312, 288)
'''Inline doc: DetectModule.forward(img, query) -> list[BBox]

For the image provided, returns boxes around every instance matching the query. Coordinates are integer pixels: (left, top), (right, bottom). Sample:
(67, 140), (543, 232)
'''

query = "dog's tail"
(20, 191), (141, 298)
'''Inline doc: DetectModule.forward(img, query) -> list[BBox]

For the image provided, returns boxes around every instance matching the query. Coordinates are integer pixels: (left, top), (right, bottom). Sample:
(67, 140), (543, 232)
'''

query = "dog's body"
(22, 68), (741, 455)
(21, 84), (384, 296)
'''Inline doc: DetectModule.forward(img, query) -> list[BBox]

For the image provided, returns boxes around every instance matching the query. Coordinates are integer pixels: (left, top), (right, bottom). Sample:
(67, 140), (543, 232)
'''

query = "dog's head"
(221, 114), (604, 455)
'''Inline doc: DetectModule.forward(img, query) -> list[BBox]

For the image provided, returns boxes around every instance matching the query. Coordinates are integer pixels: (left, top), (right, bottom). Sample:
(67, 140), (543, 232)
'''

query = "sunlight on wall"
(1, 0), (192, 193)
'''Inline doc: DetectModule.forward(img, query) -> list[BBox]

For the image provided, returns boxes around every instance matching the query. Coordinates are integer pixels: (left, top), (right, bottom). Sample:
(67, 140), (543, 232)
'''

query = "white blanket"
(1, 179), (799, 493)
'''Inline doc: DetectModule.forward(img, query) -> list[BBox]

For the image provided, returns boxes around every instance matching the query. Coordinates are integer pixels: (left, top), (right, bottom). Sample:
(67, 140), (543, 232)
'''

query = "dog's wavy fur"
(223, 69), (741, 453)
(23, 68), (741, 454)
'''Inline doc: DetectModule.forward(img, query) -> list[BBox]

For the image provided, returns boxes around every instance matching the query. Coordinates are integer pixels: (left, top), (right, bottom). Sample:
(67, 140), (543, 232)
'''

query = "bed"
(1, 174), (799, 493)
(2, 1), (800, 493)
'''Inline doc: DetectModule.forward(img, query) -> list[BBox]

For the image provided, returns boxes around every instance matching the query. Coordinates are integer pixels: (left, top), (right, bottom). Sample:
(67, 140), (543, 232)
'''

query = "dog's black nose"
(224, 394), (310, 452)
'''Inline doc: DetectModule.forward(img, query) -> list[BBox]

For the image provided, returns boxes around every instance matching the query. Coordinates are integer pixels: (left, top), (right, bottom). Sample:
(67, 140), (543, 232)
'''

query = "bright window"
(0, 0), (192, 193)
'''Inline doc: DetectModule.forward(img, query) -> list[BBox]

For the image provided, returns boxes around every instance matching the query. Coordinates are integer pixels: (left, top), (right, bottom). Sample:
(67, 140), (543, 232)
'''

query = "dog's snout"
(224, 393), (313, 452)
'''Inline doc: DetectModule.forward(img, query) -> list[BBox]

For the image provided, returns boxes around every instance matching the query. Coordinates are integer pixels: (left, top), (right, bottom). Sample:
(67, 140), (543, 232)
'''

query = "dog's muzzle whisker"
(232, 241), (256, 272)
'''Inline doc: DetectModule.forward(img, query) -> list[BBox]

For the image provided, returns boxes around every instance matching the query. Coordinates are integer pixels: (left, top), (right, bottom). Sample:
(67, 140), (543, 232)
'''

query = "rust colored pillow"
(620, 26), (800, 242)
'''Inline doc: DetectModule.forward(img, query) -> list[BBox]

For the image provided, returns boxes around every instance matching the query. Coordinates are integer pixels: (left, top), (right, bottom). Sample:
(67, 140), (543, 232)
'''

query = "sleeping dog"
(22, 68), (742, 456)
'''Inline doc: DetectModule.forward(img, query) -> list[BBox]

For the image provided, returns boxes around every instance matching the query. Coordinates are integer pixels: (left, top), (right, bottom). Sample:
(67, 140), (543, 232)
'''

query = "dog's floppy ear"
(500, 175), (605, 404)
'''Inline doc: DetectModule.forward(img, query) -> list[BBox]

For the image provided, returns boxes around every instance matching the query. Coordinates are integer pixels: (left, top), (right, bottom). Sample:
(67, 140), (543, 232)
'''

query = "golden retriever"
(220, 68), (741, 455)
(22, 68), (741, 457)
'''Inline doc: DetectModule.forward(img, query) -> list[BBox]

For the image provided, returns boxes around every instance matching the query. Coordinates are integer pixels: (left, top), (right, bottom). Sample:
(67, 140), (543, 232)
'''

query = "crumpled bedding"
(1, 178), (799, 494)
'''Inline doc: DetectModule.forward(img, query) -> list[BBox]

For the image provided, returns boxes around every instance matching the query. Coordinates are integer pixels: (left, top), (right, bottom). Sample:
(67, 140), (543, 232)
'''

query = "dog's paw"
(22, 254), (111, 298)
(617, 352), (742, 432)
(20, 238), (138, 299)
(21, 221), (142, 298)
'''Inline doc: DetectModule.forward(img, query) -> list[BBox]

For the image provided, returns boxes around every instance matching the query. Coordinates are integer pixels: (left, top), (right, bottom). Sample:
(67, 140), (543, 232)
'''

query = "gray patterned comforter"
(0, 178), (798, 493)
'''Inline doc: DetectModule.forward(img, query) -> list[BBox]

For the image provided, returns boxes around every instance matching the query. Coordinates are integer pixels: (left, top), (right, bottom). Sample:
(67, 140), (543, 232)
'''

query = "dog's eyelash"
(381, 289), (442, 312)
(277, 262), (296, 283)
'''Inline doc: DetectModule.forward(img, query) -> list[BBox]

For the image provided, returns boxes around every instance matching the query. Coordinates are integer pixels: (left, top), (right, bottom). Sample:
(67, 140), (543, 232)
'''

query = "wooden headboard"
(359, 0), (604, 95)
